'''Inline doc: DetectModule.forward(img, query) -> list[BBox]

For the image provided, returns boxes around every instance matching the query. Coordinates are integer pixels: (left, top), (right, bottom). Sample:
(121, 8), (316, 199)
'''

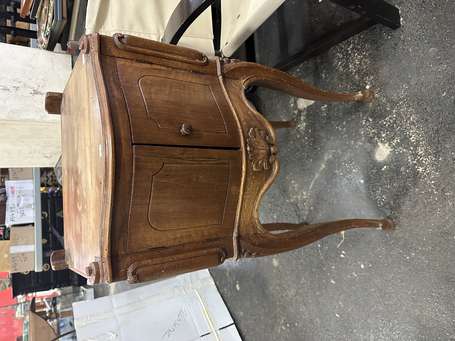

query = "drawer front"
(126, 146), (241, 252)
(116, 59), (240, 148)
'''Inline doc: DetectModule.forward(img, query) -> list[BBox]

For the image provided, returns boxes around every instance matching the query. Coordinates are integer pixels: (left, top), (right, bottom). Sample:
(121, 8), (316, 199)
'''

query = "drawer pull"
(179, 123), (193, 136)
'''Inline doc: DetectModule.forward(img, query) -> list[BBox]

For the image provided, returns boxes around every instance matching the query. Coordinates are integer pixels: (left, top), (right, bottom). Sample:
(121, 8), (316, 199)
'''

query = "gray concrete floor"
(210, 1), (455, 340)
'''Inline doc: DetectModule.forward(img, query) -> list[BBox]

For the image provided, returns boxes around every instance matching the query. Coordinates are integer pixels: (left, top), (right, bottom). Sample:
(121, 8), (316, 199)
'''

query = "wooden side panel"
(61, 53), (106, 277)
(116, 59), (240, 148)
(126, 146), (241, 252)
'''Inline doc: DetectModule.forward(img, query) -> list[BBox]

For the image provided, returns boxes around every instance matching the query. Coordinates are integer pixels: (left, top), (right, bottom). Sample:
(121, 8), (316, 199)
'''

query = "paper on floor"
(73, 270), (242, 341)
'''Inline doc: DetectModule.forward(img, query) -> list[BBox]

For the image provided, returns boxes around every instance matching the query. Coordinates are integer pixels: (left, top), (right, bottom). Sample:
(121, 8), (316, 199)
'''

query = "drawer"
(126, 146), (242, 252)
(116, 59), (240, 148)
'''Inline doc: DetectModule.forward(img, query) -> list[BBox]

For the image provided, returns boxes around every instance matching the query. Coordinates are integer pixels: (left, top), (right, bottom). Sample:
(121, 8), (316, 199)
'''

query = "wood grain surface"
(56, 33), (392, 283)
(61, 43), (113, 282)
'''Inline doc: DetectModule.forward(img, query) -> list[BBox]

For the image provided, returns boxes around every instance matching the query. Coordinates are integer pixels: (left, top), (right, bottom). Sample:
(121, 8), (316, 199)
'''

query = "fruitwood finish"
(49, 33), (393, 284)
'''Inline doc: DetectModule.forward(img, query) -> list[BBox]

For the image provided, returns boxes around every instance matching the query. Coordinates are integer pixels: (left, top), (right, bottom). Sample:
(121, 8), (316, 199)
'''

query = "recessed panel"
(127, 146), (241, 252)
(116, 60), (240, 148)
(139, 76), (227, 134)
(148, 162), (230, 230)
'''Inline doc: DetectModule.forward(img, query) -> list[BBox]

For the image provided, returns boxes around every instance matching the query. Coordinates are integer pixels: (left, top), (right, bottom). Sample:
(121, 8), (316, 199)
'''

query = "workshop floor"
(210, 1), (455, 340)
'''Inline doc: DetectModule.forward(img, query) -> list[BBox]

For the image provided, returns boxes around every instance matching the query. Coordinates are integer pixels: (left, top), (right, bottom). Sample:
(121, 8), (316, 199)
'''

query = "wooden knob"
(45, 92), (63, 115)
(86, 262), (101, 285)
(50, 250), (68, 271)
(179, 123), (193, 136)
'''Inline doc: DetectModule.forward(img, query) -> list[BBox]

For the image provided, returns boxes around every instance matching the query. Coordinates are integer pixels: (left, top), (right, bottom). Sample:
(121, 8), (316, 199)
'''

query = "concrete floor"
(210, 1), (455, 340)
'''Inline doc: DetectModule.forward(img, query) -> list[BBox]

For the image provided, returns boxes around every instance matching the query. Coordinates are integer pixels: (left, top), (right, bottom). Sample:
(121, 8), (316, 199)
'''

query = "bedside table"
(46, 33), (393, 284)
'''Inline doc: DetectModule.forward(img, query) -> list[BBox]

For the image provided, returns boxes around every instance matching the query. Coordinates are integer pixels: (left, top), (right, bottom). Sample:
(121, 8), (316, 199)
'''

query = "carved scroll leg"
(243, 218), (394, 257)
(224, 61), (374, 103)
(262, 222), (308, 232)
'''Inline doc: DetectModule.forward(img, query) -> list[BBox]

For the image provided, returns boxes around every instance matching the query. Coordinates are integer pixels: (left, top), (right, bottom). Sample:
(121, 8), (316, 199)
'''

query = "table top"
(61, 41), (113, 281)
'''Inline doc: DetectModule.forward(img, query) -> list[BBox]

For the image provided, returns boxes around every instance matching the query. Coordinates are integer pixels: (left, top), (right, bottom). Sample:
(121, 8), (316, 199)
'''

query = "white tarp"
(73, 270), (242, 341)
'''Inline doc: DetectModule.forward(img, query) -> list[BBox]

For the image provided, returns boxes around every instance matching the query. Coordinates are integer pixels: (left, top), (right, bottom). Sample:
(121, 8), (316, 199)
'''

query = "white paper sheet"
(5, 180), (35, 226)
(73, 270), (242, 341)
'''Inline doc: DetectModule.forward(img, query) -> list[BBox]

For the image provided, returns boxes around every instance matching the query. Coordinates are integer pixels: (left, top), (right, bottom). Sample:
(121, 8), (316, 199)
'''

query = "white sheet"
(73, 270), (242, 341)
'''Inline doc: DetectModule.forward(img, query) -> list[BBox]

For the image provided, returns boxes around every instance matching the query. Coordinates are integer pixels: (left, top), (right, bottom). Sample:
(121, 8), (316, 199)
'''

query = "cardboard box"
(9, 225), (35, 273)
(0, 240), (11, 272)
(8, 168), (33, 181)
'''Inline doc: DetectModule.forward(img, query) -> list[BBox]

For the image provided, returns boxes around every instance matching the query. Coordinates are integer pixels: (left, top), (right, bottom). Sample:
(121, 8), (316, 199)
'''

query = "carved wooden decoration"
(50, 33), (393, 284)
(246, 127), (277, 171)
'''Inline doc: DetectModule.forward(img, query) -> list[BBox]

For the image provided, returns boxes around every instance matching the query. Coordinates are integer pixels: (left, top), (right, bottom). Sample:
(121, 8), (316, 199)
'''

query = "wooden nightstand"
(47, 33), (393, 284)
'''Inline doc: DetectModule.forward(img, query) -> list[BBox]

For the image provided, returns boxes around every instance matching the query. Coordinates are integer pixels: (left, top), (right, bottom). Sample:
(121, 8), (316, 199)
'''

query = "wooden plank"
(61, 46), (113, 281)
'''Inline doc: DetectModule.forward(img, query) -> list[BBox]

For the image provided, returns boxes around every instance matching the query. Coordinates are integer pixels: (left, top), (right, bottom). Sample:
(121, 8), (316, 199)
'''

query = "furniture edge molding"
(113, 33), (209, 66)
(126, 248), (227, 283)
(83, 33), (116, 282)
